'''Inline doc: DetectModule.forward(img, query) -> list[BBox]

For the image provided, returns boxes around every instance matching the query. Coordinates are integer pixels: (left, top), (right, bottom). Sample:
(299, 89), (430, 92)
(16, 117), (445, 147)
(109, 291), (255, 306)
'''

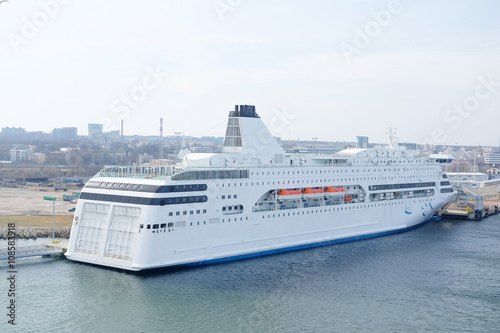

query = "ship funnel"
(219, 105), (284, 158)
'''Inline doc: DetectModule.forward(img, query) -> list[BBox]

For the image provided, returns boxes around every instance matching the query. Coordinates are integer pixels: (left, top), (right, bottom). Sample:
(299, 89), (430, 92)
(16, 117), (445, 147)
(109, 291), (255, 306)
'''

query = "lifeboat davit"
(277, 189), (303, 200)
(325, 187), (345, 196)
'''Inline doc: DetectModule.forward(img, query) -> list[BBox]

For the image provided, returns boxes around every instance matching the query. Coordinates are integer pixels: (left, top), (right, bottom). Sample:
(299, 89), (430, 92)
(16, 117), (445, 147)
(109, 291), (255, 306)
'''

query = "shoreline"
(0, 225), (71, 240)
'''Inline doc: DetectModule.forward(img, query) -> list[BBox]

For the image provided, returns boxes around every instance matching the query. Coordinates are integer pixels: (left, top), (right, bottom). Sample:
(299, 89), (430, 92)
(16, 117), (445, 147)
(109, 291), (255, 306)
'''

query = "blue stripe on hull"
(179, 217), (435, 268)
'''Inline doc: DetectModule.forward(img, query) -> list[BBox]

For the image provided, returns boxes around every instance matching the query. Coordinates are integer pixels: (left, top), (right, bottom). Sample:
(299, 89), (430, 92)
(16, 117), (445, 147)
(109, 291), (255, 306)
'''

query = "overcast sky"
(0, 0), (499, 146)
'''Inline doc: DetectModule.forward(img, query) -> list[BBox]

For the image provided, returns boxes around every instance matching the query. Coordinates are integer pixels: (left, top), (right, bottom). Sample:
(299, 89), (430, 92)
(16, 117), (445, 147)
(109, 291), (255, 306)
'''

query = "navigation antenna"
(386, 126), (399, 149)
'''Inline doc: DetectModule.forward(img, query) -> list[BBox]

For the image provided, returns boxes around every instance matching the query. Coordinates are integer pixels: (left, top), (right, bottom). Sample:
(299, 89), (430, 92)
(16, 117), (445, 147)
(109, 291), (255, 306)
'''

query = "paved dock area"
(0, 187), (76, 217)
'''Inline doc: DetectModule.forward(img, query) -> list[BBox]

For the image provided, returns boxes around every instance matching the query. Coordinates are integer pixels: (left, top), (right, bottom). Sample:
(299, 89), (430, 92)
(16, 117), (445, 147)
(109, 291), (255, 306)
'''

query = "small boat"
(277, 189), (303, 200)
(325, 187), (345, 196)
(302, 188), (325, 198)
(345, 195), (353, 202)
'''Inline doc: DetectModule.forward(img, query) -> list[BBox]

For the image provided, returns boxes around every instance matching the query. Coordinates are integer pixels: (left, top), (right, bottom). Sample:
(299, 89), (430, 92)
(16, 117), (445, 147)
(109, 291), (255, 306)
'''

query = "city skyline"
(0, 1), (499, 146)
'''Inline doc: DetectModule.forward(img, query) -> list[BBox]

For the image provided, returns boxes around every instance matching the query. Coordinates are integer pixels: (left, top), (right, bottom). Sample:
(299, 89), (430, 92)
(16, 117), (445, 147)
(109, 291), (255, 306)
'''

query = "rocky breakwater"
(0, 226), (71, 240)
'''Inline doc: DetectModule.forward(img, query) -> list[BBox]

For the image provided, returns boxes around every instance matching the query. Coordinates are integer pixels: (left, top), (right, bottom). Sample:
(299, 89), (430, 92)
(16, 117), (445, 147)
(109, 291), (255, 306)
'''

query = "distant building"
(356, 136), (369, 149)
(487, 167), (500, 175)
(52, 127), (77, 139)
(10, 146), (32, 162)
(139, 153), (154, 164)
(88, 123), (103, 138)
(485, 152), (500, 165)
(1, 127), (26, 137)
(32, 153), (47, 164)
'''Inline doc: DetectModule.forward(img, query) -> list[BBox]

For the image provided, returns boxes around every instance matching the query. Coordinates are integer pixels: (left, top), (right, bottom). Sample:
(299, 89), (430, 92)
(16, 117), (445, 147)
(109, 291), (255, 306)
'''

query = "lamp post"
(43, 196), (57, 242)
(312, 137), (318, 154)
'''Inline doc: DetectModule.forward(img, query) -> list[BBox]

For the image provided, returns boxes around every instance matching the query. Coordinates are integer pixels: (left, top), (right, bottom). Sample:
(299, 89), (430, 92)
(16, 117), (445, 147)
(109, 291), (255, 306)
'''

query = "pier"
(0, 240), (67, 261)
(439, 184), (500, 220)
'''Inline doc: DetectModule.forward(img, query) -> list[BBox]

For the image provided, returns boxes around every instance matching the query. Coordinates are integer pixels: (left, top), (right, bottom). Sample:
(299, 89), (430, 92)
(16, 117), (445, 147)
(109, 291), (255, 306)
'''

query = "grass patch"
(0, 216), (73, 228)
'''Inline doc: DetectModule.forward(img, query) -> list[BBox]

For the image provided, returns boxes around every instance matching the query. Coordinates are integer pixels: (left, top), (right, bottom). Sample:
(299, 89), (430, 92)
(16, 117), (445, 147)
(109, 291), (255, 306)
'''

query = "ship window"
(147, 224), (151, 229)
(223, 207), (226, 211)
(196, 210), (200, 214)
(153, 224), (159, 229)
(222, 195), (225, 199)
(161, 223), (166, 228)
(190, 210), (194, 214)
(183, 211), (187, 215)
(228, 195), (232, 199)
(234, 194), (237, 199)
(169, 212), (173, 216)
(176, 212), (180, 216)
(203, 209), (207, 213)
(168, 222), (174, 228)
(139, 224), (144, 229)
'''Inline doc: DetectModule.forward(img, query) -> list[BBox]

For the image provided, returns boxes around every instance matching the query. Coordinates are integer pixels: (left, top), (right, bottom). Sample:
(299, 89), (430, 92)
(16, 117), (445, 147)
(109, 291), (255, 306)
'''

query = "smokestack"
(121, 119), (124, 137)
(160, 118), (163, 138)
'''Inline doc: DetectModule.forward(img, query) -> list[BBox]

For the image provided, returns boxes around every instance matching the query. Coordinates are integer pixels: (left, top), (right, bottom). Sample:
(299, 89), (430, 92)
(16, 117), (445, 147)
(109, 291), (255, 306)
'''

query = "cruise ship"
(65, 105), (456, 271)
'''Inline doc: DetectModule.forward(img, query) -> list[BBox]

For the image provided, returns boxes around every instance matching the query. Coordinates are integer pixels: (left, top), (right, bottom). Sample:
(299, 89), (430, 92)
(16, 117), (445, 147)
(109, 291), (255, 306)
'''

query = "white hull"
(65, 105), (456, 271)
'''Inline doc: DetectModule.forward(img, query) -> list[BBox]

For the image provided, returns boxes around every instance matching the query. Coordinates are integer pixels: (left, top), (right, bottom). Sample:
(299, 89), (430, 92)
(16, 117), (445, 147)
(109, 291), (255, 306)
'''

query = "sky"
(0, 0), (499, 147)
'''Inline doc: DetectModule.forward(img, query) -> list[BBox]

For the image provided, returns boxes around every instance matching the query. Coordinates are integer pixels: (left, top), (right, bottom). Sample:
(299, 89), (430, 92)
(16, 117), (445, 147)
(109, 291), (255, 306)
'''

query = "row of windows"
(441, 188), (454, 193)
(141, 217), (251, 231)
(221, 194), (237, 199)
(251, 166), (437, 177)
(368, 182), (436, 191)
(172, 169), (249, 181)
(218, 174), (435, 189)
(440, 181), (451, 186)
(85, 181), (207, 193)
(222, 205), (243, 212)
(80, 192), (208, 206)
(168, 209), (207, 216)
(140, 223), (174, 229)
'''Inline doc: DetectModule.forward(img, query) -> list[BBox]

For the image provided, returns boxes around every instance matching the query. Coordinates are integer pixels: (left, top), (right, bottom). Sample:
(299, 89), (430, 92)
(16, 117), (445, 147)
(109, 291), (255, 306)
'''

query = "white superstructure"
(65, 105), (456, 271)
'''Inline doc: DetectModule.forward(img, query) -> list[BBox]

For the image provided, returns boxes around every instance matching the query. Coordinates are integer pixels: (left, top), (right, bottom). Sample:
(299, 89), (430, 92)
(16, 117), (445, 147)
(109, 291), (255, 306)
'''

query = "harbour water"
(1, 215), (499, 333)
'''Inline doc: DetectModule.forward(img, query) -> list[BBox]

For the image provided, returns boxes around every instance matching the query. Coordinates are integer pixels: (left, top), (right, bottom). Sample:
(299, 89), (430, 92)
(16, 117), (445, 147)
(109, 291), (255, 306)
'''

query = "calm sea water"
(1, 215), (499, 333)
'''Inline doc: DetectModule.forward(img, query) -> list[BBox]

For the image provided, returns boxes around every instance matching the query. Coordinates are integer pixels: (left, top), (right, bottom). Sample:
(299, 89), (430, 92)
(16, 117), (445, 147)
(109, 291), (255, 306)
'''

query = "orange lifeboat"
(325, 187), (345, 196)
(303, 188), (324, 194)
(277, 189), (303, 200)
(277, 189), (302, 196)
(302, 188), (325, 198)
(345, 195), (353, 202)
(325, 187), (345, 193)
